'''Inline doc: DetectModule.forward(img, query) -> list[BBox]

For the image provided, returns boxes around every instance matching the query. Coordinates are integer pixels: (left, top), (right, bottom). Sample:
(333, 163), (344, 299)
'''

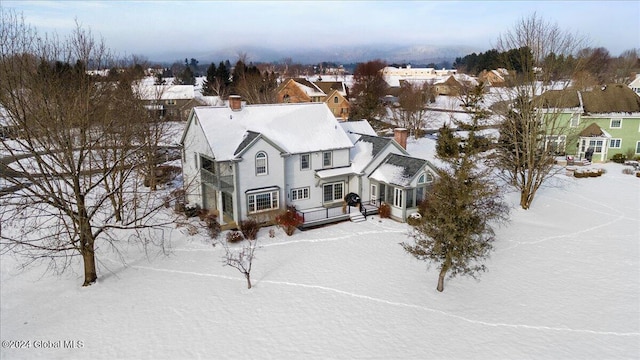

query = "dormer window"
(255, 151), (268, 175)
(334, 96), (339, 104)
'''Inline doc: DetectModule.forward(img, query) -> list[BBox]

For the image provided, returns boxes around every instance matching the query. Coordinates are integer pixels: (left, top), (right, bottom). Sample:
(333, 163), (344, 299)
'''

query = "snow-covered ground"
(1, 155), (638, 359)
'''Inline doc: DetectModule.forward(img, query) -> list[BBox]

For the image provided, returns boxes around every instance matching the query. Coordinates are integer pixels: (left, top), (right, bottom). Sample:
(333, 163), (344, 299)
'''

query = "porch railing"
(296, 200), (381, 227)
(201, 169), (234, 192)
(297, 205), (351, 225)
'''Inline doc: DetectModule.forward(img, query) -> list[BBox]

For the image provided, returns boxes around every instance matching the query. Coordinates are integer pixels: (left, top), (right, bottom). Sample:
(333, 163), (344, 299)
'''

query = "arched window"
(255, 152), (268, 175)
(283, 94), (291, 103)
(333, 96), (339, 104)
(418, 172), (434, 184)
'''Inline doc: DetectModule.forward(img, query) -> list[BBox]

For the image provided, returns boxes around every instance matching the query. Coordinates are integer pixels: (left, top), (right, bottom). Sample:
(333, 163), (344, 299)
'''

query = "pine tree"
(175, 65), (195, 85)
(202, 62), (216, 96)
(402, 84), (508, 292)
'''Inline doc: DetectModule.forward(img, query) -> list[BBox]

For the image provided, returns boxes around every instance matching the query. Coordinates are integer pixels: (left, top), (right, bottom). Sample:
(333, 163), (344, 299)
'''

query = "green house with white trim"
(541, 84), (640, 162)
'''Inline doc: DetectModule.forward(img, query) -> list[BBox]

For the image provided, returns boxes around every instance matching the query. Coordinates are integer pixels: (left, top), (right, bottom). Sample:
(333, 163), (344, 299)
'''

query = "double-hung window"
(609, 139), (622, 149)
(610, 118), (622, 129)
(322, 151), (332, 168)
(300, 153), (310, 170)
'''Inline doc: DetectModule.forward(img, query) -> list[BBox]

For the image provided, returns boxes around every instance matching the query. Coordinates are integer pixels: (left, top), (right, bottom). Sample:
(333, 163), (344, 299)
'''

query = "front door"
(222, 192), (233, 220)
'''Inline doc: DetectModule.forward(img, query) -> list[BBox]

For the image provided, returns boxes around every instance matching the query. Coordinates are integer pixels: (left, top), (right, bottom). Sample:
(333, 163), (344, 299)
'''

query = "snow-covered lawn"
(1, 163), (639, 359)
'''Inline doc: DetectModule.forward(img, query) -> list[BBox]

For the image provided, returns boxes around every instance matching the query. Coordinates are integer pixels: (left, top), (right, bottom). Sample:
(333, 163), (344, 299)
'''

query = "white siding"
(236, 138), (286, 218)
(182, 116), (216, 208)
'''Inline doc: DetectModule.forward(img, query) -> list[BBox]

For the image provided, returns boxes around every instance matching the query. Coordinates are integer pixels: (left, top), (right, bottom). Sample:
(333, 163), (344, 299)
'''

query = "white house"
(180, 97), (438, 227)
(629, 74), (640, 96)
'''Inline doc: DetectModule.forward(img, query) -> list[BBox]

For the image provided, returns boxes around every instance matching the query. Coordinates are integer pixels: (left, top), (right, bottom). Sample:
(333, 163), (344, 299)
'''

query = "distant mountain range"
(148, 43), (482, 66)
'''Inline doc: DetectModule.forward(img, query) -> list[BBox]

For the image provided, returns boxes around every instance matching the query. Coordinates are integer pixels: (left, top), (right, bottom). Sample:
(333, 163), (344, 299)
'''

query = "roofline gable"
(233, 131), (288, 158)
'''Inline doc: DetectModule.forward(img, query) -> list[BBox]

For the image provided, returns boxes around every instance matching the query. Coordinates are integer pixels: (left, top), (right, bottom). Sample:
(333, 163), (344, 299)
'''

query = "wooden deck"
(297, 202), (379, 229)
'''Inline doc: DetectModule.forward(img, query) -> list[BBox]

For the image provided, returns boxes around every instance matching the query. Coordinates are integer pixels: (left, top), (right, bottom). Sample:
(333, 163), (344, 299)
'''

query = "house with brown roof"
(541, 84), (640, 162)
(276, 78), (326, 103)
(478, 68), (513, 87)
(276, 78), (351, 119)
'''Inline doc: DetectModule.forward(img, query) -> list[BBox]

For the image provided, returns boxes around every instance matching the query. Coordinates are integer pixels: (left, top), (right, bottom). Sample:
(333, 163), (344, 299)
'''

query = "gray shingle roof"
(356, 135), (392, 158)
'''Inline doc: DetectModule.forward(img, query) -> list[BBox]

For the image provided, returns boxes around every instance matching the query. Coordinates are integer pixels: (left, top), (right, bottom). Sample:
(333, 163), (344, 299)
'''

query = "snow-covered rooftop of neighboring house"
(193, 102), (353, 161)
(136, 84), (195, 100)
(294, 81), (325, 97)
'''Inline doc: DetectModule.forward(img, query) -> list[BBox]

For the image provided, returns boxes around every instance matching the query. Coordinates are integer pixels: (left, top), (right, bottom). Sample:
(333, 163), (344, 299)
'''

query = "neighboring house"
(541, 84), (640, 162)
(629, 74), (640, 96)
(276, 78), (326, 103)
(277, 78), (351, 119)
(478, 68), (512, 87)
(381, 65), (457, 87)
(433, 76), (461, 96)
(180, 99), (437, 228)
(324, 89), (350, 119)
(136, 84), (205, 121)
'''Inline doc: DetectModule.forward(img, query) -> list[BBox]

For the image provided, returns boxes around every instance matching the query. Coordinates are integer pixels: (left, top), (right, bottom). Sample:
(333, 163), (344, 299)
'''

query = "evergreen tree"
(402, 84), (508, 292)
(175, 65), (195, 85)
(202, 62), (217, 96)
(154, 71), (166, 85)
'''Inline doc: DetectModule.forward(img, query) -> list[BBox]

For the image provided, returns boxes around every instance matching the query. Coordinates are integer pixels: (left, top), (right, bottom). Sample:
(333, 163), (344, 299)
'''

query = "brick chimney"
(229, 95), (242, 111)
(394, 128), (408, 150)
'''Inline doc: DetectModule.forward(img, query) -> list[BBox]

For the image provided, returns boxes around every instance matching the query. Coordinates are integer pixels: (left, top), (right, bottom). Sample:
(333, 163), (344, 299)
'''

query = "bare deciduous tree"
(0, 10), (174, 286)
(390, 81), (435, 138)
(218, 236), (258, 289)
(493, 13), (586, 209)
(349, 60), (388, 121)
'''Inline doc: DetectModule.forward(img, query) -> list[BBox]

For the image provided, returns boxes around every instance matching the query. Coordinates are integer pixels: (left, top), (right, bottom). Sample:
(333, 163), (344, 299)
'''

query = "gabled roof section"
(538, 89), (581, 108)
(369, 153), (431, 187)
(314, 81), (347, 96)
(291, 78), (326, 97)
(579, 123), (611, 138)
(357, 135), (393, 158)
(233, 131), (261, 155)
(193, 102), (353, 161)
(581, 84), (640, 113)
(539, 84), (640, 113)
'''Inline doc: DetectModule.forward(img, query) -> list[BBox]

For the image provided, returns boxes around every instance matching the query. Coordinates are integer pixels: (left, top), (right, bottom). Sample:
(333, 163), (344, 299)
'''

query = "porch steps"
(350, 212), (366, 223)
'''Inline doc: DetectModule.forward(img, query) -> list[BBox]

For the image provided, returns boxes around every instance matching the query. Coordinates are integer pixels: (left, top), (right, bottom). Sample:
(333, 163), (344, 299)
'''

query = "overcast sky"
(3, 0), (639, 62)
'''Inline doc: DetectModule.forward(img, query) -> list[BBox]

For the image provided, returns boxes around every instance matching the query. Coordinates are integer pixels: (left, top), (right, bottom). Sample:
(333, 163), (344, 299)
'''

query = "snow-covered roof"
(369, 163), (409, 186)
(294, 81), (325, 97)
(339, 120), (377, 144)
(368, 153), (432, 187)
(192, 102), (353, 161)
(135, 84), (195, 100)
(351, 139), (382, 173)
(316, 166), (357, 179)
